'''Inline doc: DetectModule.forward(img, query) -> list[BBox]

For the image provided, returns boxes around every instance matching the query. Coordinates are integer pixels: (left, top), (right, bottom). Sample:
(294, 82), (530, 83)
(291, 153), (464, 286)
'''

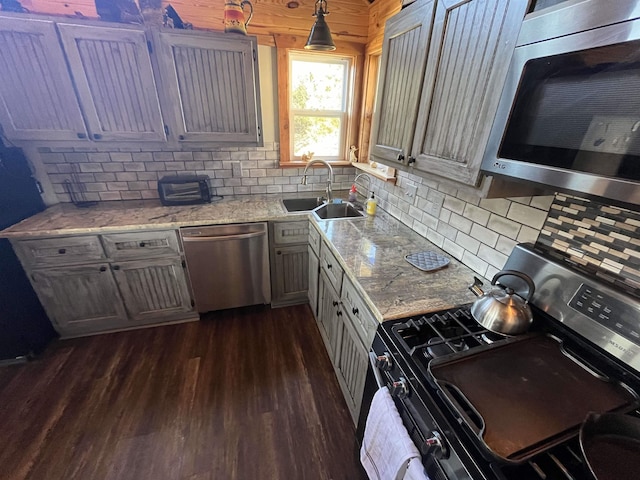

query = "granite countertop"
(0, 194), (480, 321)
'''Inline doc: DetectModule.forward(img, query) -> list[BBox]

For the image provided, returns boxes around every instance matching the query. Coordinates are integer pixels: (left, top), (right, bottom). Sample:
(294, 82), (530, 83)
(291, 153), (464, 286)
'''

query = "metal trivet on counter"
(405, 251), (450, 272)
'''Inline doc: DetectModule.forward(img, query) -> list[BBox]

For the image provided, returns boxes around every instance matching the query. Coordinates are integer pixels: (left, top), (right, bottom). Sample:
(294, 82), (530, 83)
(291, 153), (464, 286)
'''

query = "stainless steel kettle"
(468, 270), (535, 336)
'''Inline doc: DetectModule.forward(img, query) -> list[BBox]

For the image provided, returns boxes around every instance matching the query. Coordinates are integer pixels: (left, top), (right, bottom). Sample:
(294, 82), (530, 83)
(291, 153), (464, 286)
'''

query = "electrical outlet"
(405, 184), (417, 198)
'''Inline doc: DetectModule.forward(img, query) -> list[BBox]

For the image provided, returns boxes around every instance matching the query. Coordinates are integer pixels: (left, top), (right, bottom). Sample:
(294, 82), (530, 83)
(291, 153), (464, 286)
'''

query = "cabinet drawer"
(271, 221), (309, 245)
(308, 220), (321, 256)
(102, 230), (181, 260)
(320, 241), (343, 295)
(342, 276), (378, 348)
(13, 235), (105, 268)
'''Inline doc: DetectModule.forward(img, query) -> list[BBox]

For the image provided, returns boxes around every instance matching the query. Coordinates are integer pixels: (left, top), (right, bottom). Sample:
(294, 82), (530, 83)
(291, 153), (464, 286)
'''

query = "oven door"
(482, 11), (640, 206)
(357, 332), (480, 480)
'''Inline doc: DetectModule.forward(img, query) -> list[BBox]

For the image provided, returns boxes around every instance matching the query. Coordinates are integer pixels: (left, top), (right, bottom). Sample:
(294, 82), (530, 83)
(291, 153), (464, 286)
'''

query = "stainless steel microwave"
(158, 175), (211, 206)
(482, 0), (640, 207)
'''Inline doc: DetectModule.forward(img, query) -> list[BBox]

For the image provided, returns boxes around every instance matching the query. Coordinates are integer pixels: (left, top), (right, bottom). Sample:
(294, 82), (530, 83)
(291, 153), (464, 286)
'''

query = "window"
(275, 38), (363, 166)
(289, 53), (351, 161)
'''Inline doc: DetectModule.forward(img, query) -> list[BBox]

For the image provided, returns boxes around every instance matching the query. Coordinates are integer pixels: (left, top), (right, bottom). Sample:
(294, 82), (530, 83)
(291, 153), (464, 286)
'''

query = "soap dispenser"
(366, 192), (377, 215)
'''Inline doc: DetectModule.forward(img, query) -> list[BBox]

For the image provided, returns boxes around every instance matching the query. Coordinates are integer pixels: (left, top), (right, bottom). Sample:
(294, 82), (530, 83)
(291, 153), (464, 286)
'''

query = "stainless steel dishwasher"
(180, 223), (271, 313)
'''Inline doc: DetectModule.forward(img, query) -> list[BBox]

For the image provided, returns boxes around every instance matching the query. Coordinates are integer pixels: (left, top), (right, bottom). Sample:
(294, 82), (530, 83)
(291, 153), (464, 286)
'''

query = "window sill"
(280, 160), (353, 168)
(352, 162), (397, 183)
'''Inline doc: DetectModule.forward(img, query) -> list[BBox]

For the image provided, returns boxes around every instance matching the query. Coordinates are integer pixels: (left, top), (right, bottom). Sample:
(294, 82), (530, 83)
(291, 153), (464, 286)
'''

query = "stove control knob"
(425, 431), (448, 459)
(374, 352), (393, 371)
(389, 377), (409, 398)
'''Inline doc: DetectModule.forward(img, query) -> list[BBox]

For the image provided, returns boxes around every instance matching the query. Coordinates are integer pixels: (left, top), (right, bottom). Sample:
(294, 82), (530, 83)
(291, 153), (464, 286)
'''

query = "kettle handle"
(491, 270), (535, 303)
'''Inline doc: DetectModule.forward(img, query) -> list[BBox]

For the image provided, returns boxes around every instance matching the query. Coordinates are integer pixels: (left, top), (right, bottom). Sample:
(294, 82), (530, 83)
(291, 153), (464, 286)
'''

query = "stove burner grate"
(391, 307), (493, 359)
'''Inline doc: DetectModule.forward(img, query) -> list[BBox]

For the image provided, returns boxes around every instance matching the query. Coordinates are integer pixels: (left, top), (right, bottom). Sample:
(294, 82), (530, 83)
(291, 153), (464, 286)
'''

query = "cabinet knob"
(179, 135), (185, 140)
(77, 132), (87, 139)
(277, 250), (282, 255)
(327, 263), (332, 269)
(58, 248), (66, 254)
(99, 266), (107, 272)
(352, 307), (359, 315)
(93, 133), (103, 140)
(139, 242), (146, 247)
(397, 153), (405, 163)
(337, 310), (342, 317)
(332, 300), (339, 307)
(408, 156), (416, 166)
(112, 265), (120, 271)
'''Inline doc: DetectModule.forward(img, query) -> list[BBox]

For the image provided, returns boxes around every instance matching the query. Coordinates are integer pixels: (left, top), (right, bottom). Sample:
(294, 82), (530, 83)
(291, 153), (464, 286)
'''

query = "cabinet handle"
(139, 242), (146, 247)
(112, 265), (120, 271)
(327, 263), (332, 269)
(397, 153), (405, 163)
(408, 156), (416, 166)
(99, 266), (107, 272)
(179, 135), (185, 140)
(77, 132), (87, 139)
(277, 250), (282, 255)
(337, 311), (343, 317)
(93, 133), (103, 140)
(332, 301), (338, 307)
(352, 307), (359, 315)
(58, 248), (66, 254)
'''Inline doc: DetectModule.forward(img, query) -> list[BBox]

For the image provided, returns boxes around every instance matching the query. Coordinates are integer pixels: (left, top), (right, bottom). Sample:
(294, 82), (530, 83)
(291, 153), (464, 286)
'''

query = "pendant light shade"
(305, 0), (336, 51)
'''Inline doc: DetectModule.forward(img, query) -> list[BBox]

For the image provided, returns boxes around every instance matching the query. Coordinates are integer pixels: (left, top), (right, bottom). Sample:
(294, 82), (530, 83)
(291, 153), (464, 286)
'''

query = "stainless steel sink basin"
(282, 197), (324, 212)
(313, 203), (365, 220)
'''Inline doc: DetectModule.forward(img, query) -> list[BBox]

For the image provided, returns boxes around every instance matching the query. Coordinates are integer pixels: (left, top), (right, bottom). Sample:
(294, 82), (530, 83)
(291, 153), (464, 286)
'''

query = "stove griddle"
(429, 334), (638, 463)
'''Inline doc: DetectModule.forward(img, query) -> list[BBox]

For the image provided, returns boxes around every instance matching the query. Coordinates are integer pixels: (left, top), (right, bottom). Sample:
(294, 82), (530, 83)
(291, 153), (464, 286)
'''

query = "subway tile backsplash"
(38, 143), (355, 202)
(34, 143), (640, 289)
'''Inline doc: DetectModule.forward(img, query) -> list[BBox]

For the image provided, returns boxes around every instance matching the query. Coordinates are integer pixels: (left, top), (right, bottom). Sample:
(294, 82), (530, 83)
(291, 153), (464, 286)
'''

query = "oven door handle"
(368, 352), (386, 389)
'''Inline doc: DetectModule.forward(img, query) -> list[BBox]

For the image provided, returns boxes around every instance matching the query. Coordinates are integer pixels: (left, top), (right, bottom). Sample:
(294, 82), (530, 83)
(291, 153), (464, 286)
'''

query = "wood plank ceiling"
(19, 0), (376, 45)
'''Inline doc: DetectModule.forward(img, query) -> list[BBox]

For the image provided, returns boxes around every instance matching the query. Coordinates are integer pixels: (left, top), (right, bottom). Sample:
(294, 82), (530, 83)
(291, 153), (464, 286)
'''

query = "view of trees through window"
(290, 54), (350, 160)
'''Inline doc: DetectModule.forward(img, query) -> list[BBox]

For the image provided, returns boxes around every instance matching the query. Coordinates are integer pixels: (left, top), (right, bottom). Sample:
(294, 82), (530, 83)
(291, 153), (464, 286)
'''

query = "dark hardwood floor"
(0, 304), (366, 480)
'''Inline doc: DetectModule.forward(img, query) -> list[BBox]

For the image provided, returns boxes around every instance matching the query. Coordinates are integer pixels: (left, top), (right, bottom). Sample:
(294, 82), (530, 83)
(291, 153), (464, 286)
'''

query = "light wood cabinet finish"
(111, 257), (193, 322)
(57, 23), (165, 142)
(155, 29), (263, 144)
(0, 17), (87, 141)
(14, 235), (105, 268)
(336, 306), (369, 424)
(102, 230), (181, 261)
(30, 262), (127, 334)
(411, 0), (529, 185)
(369, 0), (436, 166)
(308, 244), (320, 320)
(269, 221), (310, 307)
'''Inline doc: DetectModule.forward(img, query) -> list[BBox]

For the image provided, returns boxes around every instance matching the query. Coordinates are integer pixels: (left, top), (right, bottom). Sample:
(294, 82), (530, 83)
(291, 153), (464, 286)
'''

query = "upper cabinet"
(371, 0), (529, 187)
(0, 14), (263, 146)
(57, 23), (166, 142)
(155, 29), (263, 145)
(0, 17), (87, 141)
(369, 0), (436, 166)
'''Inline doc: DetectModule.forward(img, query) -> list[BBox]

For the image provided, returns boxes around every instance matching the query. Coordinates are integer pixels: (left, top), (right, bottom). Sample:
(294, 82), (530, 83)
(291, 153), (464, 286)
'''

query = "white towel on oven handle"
(360, 387), (421, 480)
(403, 458), (430, 480)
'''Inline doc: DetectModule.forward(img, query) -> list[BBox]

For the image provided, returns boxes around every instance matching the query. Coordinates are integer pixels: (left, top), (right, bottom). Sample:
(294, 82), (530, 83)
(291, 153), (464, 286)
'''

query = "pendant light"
(305, 0), (336, 51)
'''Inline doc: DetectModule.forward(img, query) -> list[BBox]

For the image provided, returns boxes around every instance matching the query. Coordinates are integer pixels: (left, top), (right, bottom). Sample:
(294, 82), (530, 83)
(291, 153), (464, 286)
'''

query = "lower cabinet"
(316, 238), (377, 424)
(308, 244), (319, 319)
(13, 230), (197, 338)
(269, 220), (310, 307)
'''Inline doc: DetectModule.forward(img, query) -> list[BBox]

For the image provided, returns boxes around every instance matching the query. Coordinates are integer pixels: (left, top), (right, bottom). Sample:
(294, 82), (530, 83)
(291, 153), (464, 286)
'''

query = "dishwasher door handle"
(181, 231), (265, 242)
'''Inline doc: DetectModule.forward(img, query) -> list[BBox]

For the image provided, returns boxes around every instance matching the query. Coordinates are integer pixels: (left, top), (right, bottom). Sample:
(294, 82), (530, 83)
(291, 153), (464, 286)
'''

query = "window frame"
(275, 35), (364, 167)
(288, 52), (352, 162)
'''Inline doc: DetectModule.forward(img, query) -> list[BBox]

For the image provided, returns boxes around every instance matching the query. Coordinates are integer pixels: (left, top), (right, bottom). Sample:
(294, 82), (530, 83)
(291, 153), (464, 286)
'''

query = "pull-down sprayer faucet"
(301, 159), (334, 202)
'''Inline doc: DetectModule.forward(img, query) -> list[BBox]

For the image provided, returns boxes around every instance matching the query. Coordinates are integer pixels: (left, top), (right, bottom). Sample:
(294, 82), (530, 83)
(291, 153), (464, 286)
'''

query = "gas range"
(358, 244), (640, 480)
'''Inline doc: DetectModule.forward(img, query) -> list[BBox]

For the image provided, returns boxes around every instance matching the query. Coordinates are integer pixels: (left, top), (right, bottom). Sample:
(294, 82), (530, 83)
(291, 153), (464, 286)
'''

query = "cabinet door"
(156, 30), (262, 144)
(0, 17), (87, 141)
(411, 0), (528, 185)
(336, 311), (369, 424)
(271, 244), (309, 307)
(31, 263), (127, 335)
(111, 257), (193, 322)
(369, 0), (436, 167)
(57, 24), (166, 142)
(308, 245), (319, 319)
(317, 271), (342, 363)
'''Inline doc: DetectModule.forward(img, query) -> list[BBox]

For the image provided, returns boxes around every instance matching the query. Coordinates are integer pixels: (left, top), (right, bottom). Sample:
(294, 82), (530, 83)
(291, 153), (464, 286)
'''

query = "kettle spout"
(468, 276), (485, 297)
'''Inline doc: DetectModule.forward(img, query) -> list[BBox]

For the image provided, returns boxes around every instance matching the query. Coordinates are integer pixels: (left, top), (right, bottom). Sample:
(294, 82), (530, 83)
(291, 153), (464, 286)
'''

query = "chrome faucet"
(301, 159), (334, 202)
(353, 172), (372, 201)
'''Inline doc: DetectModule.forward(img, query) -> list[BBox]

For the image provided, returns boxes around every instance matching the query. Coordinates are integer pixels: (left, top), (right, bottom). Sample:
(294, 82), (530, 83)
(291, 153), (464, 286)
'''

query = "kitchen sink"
(313, 203), (365, 220)
(282, 197), (324, 212)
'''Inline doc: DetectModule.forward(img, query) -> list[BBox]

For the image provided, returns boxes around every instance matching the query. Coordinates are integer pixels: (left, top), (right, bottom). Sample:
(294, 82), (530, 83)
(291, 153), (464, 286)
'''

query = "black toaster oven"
(157, 175), (211, 206)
